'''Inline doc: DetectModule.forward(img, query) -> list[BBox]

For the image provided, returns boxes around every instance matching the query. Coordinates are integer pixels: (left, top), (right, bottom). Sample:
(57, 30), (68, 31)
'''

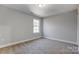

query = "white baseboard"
(45, 37), (78, 45)
(0, 36), (42, 48)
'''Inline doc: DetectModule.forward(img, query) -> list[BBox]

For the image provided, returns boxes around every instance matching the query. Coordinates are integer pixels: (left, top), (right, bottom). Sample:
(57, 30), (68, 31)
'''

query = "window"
(33, 19), (40, 33)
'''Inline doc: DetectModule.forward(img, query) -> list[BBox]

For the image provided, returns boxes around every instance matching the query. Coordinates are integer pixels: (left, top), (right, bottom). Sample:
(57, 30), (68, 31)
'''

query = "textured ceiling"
(1, 4), (77, 18)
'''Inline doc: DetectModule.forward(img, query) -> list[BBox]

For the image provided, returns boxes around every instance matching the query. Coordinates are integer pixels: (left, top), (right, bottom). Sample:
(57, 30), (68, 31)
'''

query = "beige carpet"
(0, 38), (78, 54)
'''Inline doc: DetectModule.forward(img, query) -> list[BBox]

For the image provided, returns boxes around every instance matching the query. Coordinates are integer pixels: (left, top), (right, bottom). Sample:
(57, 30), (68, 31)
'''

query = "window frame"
(33, 19), (40, 33)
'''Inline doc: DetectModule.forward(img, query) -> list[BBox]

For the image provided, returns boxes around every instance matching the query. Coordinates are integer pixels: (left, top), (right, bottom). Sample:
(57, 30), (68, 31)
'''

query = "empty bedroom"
(0, 4), (78, 54)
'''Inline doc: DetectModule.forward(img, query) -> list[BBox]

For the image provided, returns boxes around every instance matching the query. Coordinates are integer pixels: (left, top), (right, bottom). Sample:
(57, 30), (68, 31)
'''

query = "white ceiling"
(1, 4), (77, 18)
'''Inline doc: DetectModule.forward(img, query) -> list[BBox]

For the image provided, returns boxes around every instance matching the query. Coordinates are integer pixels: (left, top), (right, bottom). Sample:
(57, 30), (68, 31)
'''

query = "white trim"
(45, 37), (78, 45)
(0, 36), (42, 48)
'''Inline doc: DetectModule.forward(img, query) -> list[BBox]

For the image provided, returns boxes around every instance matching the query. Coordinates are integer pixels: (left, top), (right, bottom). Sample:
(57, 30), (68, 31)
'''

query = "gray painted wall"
(77, 7), (79, 51)
(43, 10), (77, 42)
(0, 6), (42, 46)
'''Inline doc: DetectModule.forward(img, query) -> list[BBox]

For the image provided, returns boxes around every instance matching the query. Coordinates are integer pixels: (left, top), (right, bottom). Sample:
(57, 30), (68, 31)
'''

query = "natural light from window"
(33, 19), (40, 33)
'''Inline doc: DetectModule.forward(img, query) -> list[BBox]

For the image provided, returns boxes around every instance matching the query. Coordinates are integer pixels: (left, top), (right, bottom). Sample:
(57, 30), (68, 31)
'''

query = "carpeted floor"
(0, 38), (78, 54)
